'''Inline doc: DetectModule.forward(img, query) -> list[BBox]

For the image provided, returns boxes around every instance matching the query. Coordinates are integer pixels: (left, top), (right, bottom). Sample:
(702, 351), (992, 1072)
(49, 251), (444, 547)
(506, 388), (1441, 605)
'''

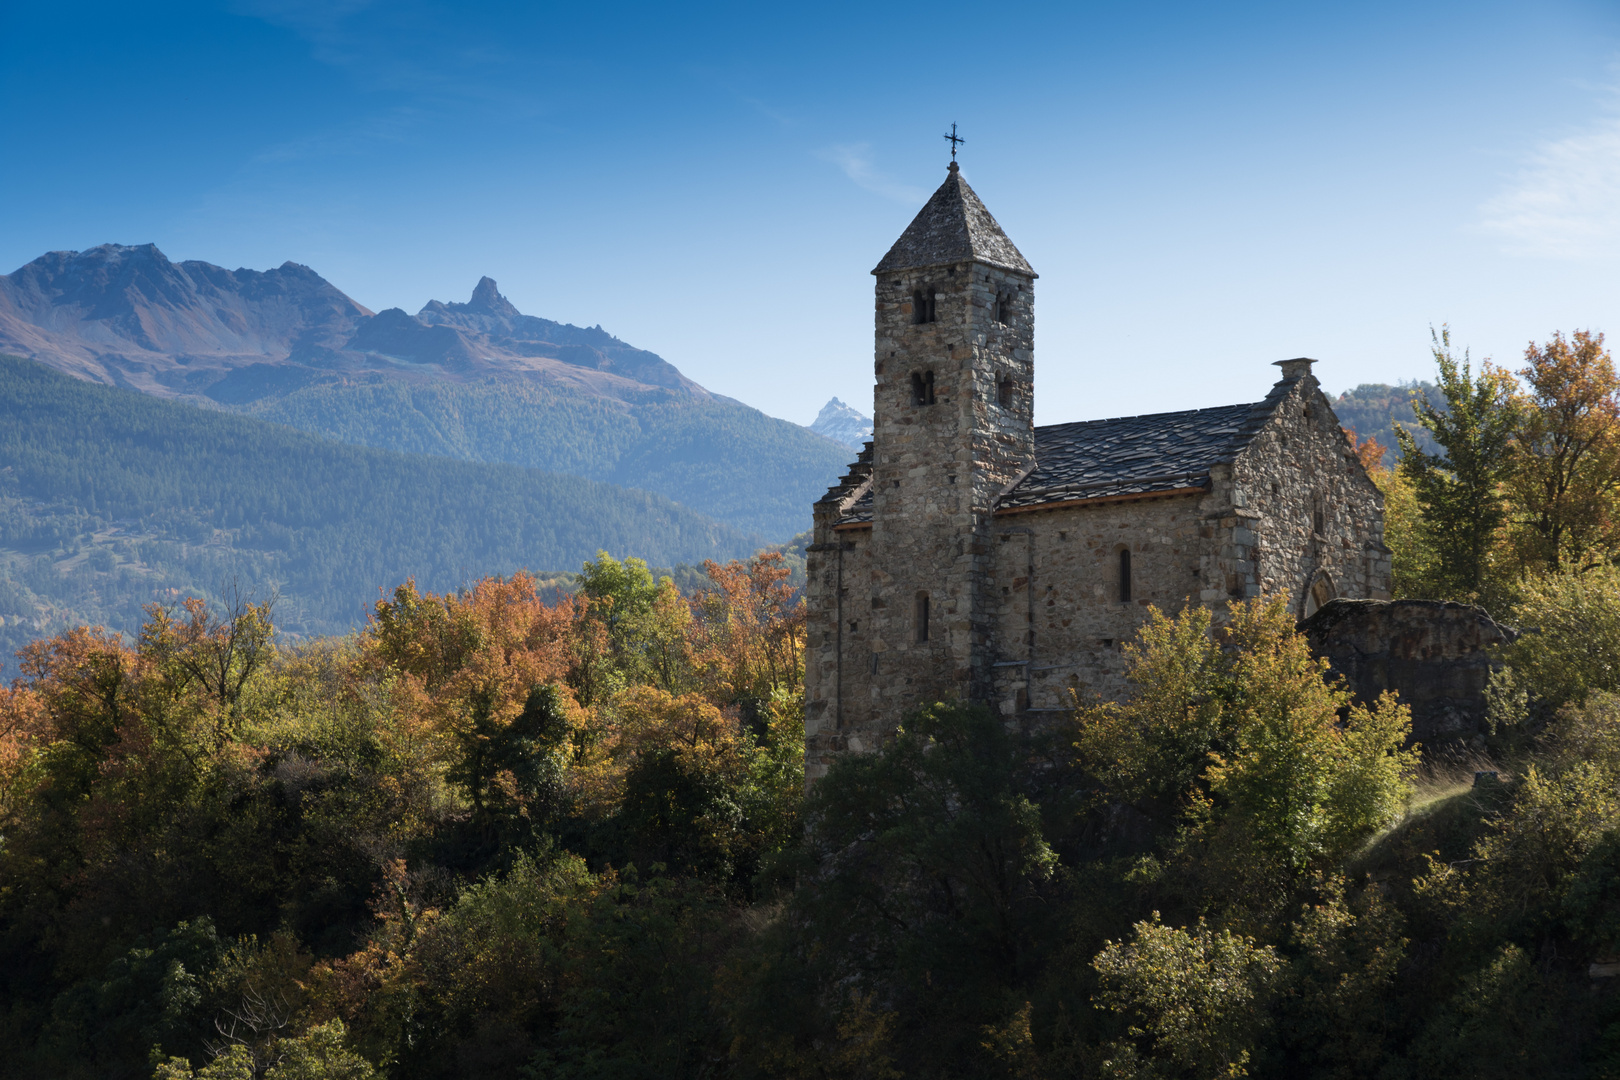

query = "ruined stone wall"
(1302, 598), (1514, 746)
(1232, 374), (1391, 615)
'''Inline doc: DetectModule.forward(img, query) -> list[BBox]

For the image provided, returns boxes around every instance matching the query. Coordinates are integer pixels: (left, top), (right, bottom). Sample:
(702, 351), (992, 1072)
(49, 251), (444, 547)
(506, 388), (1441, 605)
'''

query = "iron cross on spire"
(943, 123), (964, 161)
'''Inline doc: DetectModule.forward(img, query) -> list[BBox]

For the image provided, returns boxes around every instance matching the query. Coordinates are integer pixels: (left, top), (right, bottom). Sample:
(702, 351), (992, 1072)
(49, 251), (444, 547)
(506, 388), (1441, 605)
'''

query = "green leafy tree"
(1075, 598), (1417, 908)
(1092, 914), (1284, 1080)
(1396, 326), (1520, 600)
(1279, 880), (1408, 1080)
(154, 1020), (376, 1080)
(1406, 945), (1577, 1080)
(445, 684), (573, 829)
(578, 551), (661, 647)
(761, 702), (1058, 1076)
(1423, 694), (1620, 938)
(1492, 566), (1620, 722)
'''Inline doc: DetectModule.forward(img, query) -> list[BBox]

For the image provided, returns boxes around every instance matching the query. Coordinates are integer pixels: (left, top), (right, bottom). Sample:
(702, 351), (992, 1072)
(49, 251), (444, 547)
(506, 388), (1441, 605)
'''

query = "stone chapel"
(803, 160), (1393, 782)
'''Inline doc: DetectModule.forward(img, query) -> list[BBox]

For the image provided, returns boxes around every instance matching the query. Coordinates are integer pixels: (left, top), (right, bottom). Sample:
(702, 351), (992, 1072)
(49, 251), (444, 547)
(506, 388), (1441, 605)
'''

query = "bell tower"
(864, 160), (1036, 711)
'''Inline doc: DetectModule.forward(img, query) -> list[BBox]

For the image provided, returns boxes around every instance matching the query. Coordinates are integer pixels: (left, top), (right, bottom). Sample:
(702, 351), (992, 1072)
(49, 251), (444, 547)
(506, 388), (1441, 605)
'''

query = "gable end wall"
(1232, 375), (1392, 613)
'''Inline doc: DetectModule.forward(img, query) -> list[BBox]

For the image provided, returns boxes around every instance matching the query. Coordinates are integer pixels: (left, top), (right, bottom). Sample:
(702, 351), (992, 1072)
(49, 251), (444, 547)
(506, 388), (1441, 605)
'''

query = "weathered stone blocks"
(804, 166), (1393, 784)
(1302, 598), (1515, 746)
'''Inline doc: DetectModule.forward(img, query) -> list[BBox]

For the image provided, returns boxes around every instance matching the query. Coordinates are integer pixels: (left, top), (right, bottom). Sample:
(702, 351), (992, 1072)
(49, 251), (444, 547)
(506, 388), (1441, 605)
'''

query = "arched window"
(910, 370), (936, 406)
(997, 375), (1014, 409)
(1118, 548), (1132, 603)
(911, 289), (937, 325)
(1303, 572), (1337, 618)
(915, 592), (930, 643)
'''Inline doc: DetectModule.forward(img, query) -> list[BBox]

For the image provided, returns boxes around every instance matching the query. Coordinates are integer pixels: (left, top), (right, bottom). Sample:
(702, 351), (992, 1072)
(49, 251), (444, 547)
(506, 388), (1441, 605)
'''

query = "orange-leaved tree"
(689, 552), (804, 705)
(366, 573), (593, 817)
(5, 626), (143, 805)
(1507, 330), (1620, 573)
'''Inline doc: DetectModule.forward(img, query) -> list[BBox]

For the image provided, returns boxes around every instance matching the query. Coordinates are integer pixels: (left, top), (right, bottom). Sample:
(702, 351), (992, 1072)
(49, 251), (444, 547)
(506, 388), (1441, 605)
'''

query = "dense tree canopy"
(9, 323), (1620, 1077)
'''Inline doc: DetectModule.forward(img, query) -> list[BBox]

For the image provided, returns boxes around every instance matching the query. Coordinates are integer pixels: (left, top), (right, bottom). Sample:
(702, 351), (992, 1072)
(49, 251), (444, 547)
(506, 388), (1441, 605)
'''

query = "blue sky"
(5, 1), (1620, 428)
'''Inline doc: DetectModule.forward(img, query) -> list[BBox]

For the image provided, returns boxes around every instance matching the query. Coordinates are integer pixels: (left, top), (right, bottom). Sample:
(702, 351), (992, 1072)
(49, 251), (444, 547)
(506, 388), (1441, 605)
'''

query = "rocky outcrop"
(1302, 598), (1516, 746)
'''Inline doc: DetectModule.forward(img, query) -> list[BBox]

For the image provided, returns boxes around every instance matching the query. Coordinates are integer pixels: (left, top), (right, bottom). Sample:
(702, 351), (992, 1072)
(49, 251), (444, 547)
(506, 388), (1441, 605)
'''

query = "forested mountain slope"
(234, 377), (851, 539)
(0, 354), (757, 664)
(1, 246), (850, 539)
(1331, 381), (1438, 465)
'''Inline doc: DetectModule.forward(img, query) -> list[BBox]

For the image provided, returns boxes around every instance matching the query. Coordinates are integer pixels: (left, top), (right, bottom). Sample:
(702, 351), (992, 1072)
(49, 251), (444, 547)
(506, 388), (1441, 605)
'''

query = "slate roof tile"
(872, 164), (1035, 277)
(832, 383), (1292, 527)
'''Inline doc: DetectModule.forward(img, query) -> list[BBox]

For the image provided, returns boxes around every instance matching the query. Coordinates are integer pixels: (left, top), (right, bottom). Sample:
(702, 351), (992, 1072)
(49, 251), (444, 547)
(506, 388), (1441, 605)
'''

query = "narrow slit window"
(997, 375), (1014, 409)
(1118, 549), (1132, 604)
(915, 592), (930, 643)
(910, 370), (936, 406)
(1313, 506), (1325, 535)
(995, 292), (1011, 325)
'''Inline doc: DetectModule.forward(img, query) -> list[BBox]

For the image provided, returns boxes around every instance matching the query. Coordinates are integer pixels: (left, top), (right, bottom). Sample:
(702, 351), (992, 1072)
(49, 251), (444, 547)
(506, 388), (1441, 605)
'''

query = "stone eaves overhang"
(828, 394), (1290, 531)
(830, 478), (1210, 531)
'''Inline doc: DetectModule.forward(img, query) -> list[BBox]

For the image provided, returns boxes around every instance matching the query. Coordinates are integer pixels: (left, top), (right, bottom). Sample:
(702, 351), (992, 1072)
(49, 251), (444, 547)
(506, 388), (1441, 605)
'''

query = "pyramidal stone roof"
(872, 162), (1036, 277)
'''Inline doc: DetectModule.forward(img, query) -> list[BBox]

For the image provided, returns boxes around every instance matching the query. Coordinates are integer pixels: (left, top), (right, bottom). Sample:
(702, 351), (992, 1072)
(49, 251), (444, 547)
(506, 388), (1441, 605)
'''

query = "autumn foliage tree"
(1388, 326), (1620, 603)
(0, 549), (809, 1079)
(1506, 329), (1620, 573)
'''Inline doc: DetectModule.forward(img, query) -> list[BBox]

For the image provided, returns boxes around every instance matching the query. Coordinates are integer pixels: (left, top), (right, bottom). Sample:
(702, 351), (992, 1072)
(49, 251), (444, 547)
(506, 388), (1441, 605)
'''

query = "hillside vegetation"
(1330, 380), (1438, 466)
(0, 355), (758, 662)
(4, 551), (1620, 1078)
(235, 377), (852, 539)
(9, 331), (1620, 1078)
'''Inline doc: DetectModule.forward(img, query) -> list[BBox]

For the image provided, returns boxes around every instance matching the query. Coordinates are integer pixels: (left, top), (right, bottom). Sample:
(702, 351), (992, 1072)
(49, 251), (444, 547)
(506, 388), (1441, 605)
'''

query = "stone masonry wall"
(984, 371), (1392, 712)
(805, 259), (1036, 781)
(1232, 371), (1392, 614)
(862, 261), (1035, 725)
(803, 527), (876, 783)
(988, 492), (1215, 709)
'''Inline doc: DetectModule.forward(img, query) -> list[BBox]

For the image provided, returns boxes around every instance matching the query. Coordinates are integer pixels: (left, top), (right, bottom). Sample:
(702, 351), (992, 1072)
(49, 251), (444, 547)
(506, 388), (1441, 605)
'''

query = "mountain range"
(0, 243), (708, 402)
(0, 244), (853, 540)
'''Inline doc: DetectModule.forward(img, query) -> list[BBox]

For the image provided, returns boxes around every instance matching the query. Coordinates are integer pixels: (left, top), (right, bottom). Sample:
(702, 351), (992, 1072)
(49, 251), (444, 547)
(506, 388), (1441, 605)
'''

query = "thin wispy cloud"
(1480, 98), (1620, 260)
(231, 0), (376, 70)
(232, 0), (525, 104)
(820, 144), (926, 203)
(251, 107), (427, 164)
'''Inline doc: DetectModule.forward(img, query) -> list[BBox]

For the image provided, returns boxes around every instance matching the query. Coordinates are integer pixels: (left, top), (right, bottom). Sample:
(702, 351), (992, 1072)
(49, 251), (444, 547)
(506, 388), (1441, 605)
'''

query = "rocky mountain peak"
(808, 396), (873, 452)
(467, 276), (521, 318)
